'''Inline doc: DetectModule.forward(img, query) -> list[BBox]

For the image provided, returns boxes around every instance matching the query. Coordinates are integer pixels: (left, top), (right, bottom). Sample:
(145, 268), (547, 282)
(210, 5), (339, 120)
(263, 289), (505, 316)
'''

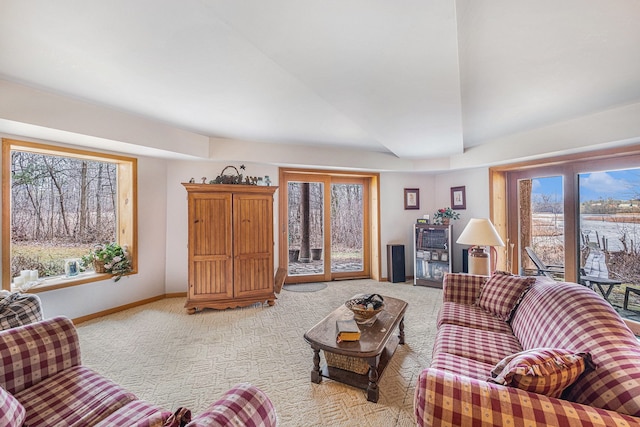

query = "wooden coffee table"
(303, 295), (407, 402)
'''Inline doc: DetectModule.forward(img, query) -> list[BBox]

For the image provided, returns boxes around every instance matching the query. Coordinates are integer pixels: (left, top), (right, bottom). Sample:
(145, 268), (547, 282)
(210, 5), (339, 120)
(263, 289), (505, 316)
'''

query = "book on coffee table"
(336, 318), (360, 342)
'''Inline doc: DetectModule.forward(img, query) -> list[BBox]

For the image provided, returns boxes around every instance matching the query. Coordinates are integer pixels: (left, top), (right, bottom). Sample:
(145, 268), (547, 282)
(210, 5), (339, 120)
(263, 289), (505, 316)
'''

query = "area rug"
(76, 280), (441, 426)
(282, 282), (328, 292)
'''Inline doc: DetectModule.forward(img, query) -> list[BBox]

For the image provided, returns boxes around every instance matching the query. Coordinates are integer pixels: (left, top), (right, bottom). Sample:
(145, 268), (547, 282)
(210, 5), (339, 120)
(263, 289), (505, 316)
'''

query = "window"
(2, 139), (137, 292)
(490, 145), (640, 327)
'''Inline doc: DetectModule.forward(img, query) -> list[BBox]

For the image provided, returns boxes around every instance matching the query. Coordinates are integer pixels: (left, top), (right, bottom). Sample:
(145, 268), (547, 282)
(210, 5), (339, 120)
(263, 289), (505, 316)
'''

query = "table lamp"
(456, 218), (505, 275)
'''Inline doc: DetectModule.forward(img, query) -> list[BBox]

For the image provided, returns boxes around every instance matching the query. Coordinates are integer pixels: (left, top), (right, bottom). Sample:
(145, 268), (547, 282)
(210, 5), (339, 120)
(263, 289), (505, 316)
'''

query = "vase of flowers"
(433, 207), (460, 225)
(82, 242), (132, 282)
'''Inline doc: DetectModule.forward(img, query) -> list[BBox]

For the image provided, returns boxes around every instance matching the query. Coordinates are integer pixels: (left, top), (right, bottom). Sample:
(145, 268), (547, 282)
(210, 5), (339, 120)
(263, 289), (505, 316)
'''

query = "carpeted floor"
(76, 280), (441, 427)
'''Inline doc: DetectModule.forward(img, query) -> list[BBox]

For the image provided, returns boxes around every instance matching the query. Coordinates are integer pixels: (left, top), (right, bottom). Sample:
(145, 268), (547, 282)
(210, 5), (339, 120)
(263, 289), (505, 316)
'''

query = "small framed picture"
(423, 251), (431, 261)
(431, 251), (439, 261)
(440, 252), (448, 262)
(404, 188), (420, 210)
(451, 186), (466, 210)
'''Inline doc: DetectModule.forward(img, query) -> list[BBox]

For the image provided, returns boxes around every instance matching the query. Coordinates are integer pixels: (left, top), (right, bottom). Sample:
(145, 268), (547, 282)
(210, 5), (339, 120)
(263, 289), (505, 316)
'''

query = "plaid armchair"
(415, 273), (640, 427)
(0, 316), (277, 426)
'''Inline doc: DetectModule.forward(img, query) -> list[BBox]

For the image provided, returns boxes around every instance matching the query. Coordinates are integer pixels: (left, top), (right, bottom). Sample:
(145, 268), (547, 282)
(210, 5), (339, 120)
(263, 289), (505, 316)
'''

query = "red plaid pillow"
(476, 273), (534, 321)
(489, 348), (595, 398)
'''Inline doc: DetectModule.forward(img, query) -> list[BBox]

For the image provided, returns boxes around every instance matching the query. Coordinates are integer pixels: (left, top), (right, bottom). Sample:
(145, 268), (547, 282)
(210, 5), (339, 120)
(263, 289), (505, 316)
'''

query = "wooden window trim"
(2, 138), (137, 292)
(278, 167), (381, 282)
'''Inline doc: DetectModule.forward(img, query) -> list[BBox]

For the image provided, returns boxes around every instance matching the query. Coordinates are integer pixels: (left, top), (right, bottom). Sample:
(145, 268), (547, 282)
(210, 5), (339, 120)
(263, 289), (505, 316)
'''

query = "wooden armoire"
(183, 183), (278, 314)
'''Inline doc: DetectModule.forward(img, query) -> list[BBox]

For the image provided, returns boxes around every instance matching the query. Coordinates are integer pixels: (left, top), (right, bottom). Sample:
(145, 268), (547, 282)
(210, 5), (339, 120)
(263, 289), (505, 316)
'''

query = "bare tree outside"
(11, 151), (117, 279)
(287, 181), (363, 275)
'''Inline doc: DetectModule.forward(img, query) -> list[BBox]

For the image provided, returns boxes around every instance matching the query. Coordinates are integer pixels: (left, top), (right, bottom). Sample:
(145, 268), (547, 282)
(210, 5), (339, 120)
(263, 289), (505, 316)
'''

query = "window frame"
(490, 144), (640, 282)
(2, 138), (137, 292)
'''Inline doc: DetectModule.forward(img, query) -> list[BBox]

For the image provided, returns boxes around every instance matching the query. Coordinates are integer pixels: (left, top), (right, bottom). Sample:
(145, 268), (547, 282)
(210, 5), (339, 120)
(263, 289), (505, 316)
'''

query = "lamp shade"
(456, 218), (505, 247)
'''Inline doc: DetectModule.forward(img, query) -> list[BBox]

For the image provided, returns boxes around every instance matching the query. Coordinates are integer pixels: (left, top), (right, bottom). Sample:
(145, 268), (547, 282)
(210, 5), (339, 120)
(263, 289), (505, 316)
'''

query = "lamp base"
(468, 246), (490, 276)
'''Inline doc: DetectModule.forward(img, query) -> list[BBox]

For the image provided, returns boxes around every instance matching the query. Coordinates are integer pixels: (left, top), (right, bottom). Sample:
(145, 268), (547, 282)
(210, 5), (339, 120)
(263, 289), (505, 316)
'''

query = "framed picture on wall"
(404, 188), (420, 210)
(451, 186), (466, 210)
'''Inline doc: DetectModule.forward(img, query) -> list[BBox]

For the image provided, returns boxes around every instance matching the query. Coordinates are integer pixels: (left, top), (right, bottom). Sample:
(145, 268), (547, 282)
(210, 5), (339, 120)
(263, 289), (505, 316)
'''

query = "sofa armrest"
(187, 383), (277, 427)
(415, 368), (640, 427)
(442, 273), (487, 305)
(0, 316), (80, 394)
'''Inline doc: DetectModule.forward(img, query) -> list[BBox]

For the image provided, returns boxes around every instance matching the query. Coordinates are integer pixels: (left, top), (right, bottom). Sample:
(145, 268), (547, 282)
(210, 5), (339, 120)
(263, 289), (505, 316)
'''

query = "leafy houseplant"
(433, 207), (460, 225)
(82, 243), (132, 282)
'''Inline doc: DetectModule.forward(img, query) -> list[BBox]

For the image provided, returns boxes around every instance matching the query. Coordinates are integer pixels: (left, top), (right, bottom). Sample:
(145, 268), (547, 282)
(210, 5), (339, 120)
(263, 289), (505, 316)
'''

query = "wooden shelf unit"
(413, 224), (452, 288)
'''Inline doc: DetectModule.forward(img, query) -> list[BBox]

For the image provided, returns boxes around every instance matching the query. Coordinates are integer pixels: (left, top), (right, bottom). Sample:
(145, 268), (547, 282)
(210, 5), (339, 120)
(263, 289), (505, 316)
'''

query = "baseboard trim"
(72, 292), (187, 324)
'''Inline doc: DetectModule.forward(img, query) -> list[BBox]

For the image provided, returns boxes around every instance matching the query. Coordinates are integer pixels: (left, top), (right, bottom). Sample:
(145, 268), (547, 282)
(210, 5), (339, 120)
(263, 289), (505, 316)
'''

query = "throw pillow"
(0, 386), (25, 426)
(489, 348), (595, 398)
(477, 273), (534, 321)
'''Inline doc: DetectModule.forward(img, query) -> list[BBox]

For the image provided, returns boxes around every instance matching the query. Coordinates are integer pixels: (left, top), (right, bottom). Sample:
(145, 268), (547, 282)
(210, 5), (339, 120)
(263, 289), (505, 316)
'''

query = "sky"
(532, 168), (640, 202)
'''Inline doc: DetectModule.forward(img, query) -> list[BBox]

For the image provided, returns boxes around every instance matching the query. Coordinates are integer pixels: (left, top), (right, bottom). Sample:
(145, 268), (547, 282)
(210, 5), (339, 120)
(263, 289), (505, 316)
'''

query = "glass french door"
(282, 171), (370, 283)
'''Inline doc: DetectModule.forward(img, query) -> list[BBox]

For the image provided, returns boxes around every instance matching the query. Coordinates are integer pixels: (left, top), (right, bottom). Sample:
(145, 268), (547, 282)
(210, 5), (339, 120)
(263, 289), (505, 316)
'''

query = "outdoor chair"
(524, 246), (565, 280)
(525, 247), (624, 305)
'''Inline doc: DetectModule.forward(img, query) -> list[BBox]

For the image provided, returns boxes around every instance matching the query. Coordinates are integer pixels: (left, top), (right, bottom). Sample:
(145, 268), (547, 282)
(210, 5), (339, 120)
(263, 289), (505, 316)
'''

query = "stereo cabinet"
(414, 224), (452, 288)
(183, 183), (278, 314)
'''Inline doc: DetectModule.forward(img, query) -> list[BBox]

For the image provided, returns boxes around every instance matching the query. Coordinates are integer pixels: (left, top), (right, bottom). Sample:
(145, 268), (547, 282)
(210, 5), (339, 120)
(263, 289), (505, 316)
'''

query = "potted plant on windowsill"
(81, 243), (132, 282)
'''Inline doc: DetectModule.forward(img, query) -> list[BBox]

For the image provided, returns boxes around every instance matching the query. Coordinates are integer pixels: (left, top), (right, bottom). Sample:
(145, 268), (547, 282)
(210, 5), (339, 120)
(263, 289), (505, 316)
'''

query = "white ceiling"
(1, 0), (639, 162)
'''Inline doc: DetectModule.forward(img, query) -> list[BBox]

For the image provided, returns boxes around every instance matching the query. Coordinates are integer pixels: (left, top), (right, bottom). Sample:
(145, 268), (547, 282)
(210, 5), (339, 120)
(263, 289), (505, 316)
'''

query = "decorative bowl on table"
(345, 294), (385, 324)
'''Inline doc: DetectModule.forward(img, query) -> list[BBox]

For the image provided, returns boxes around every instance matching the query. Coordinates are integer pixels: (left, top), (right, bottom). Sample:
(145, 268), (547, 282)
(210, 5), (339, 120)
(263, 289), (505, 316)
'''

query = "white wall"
(378, 167), (491, 279)
(434, 167), (491, 273)
(379, 172), (435, 279)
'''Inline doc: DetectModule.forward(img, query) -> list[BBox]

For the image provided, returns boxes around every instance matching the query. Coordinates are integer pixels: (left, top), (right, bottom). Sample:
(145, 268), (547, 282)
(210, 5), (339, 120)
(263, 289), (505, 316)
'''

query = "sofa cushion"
(489, 348), (594, 398)
(433, 324), (522, 366)
(430, 352), (495, 381)
(0, 386), (25, 426)
(437, 301), (513, 334)
(477, 273), (534, 321)
(14, 365), (136, 427)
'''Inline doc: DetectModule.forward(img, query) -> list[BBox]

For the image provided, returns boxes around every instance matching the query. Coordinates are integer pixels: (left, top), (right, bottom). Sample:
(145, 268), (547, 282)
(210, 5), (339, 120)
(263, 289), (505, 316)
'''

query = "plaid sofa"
(415, 273), (640, 427)
(0, 316), (277, 427)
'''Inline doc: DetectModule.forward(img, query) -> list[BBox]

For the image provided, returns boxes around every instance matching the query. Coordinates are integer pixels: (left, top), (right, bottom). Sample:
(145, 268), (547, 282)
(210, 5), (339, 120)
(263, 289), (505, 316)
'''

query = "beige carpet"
(76, 280), (442, 426)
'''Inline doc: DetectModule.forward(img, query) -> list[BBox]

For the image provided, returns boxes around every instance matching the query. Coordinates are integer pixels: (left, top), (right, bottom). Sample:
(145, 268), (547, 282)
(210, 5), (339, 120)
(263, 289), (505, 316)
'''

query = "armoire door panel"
(234, 196), (272, 256)
(191, 259), (233, 299)
(234, 257), (272, 297)
(192, 194), (231, 257)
